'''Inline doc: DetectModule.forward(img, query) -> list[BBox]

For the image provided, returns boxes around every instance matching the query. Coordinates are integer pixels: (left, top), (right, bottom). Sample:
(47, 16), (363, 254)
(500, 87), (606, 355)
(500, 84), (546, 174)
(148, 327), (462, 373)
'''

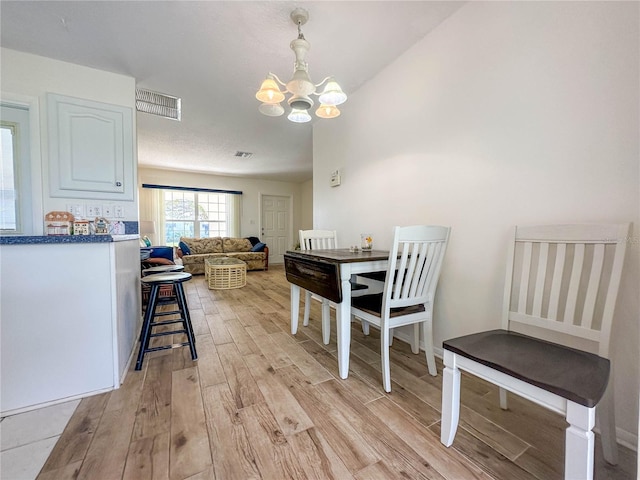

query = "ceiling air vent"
(234, 151), (253, 158)
(136, 88), (181, 121)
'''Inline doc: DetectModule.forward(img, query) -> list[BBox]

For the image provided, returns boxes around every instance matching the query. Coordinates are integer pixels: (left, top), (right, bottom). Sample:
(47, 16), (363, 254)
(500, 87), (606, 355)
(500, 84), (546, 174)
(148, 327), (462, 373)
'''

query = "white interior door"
(261, 194), (290, 265)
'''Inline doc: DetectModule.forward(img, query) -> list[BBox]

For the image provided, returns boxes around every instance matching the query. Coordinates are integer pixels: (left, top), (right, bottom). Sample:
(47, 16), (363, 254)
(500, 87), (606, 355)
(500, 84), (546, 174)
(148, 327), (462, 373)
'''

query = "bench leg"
(597, 377), (618, 465)
(565, 401), (596, 480)
(440, 350), (461, 447)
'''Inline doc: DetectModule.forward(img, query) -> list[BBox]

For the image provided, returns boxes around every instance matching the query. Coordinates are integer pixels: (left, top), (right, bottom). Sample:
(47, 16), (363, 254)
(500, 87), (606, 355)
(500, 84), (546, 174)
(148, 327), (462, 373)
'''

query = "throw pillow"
(144, 257), (174, 266)
(251, 242), (266, 252)
(149, 246), (175, 262)
(178, 241), (191, 255)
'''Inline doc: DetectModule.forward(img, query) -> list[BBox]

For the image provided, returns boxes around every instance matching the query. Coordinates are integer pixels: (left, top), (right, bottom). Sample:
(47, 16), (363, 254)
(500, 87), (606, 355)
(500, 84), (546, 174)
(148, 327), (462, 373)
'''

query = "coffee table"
(205, 257), (247, 290)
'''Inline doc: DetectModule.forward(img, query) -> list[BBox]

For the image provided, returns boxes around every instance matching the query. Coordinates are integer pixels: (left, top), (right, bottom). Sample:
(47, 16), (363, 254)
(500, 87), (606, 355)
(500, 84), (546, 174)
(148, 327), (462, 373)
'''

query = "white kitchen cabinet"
(47, 93), (134, 200)
(0, 236), (141, 415)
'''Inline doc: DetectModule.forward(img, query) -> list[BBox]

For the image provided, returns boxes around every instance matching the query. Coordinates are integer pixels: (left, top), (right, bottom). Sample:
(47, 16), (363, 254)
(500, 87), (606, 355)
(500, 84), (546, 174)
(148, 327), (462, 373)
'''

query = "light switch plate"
(330, 170), (341, 187)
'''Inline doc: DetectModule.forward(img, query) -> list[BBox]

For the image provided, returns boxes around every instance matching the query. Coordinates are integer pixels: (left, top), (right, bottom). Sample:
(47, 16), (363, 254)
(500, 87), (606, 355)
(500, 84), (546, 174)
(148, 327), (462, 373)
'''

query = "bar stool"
(135, 271), (197, 370)
(141, 264), (185, 311)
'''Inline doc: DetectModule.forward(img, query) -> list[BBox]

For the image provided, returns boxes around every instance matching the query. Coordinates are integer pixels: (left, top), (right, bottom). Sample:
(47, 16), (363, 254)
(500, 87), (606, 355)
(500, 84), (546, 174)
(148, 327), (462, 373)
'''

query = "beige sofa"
(177, 237), (268, 275)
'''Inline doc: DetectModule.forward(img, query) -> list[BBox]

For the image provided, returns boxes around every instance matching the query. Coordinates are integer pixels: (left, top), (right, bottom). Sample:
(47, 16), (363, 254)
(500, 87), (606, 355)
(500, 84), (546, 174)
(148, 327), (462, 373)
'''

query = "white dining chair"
(298, 229), (370, 345)
(299, 230), (338, 344)
(440, 223), (629, 480)
(350, 225), (451, 392)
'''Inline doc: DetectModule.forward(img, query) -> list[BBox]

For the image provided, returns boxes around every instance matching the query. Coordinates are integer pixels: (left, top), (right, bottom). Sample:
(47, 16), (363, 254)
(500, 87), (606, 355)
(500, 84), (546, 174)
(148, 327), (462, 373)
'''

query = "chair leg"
(499, 388), (508, 410)
(411, 323), (420, 354)
(175, 282), (197, 361)
(303, 290), (312, 326)
(321, 299), (330, 345)
(136, 284), (160, 371)
(381, 326), (392, 392)
(565, 401), (596, 480)
(421, 320), (437, 376)
(440, 350), (461, 447)
(361, 319), (370, 335)
(597, 377), (618, 465)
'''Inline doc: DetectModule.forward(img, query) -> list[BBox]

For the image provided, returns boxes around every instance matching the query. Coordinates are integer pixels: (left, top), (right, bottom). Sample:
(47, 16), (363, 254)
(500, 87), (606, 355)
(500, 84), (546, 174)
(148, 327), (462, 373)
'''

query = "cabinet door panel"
(48, 93), (134, 200)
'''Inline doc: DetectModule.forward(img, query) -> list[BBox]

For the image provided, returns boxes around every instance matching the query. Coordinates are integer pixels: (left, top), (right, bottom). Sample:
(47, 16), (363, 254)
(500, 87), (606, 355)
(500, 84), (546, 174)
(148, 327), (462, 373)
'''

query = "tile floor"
(1, 400), (79, 480)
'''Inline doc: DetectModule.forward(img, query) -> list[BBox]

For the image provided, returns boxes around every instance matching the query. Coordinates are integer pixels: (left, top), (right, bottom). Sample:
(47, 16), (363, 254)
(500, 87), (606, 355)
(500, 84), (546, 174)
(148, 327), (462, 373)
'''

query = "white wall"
(300, 179), (314, 233)
(138, 167), (307, 252)
(0, 48), (138, 222)
(313, 2), (639, 445)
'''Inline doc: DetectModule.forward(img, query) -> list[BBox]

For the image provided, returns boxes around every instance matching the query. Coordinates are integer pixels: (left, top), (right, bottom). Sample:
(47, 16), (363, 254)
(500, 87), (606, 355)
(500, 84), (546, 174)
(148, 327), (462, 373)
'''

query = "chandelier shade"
(315, 104), (341, 119)
(256, 8), (346, 122)
(288, 108), (312, 123)
(256, 75), (285, 104)
(318, 78), (347, 106)
(258, 102), (285, 117)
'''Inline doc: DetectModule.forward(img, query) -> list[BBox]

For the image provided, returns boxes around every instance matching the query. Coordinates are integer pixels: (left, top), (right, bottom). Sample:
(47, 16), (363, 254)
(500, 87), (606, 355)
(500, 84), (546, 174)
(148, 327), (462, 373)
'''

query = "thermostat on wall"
(330, 170), (341, 187)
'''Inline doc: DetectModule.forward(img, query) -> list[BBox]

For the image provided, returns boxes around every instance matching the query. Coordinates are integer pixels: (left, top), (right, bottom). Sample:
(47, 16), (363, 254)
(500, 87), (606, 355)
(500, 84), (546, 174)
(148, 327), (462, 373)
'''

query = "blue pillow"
(178, 241), (191, 255)
(251, 242), (266, 252)
(149, 246), (174, 262)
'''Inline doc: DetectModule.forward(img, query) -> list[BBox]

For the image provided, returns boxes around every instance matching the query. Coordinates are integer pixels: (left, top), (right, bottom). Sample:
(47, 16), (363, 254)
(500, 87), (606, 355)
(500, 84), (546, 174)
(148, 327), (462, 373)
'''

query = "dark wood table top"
(285, 248), (389, 264)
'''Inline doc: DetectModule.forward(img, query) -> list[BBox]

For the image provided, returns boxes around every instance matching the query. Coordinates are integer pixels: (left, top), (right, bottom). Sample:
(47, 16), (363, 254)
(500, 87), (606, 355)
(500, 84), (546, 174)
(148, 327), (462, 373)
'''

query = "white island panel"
(0, 239), (140, 414)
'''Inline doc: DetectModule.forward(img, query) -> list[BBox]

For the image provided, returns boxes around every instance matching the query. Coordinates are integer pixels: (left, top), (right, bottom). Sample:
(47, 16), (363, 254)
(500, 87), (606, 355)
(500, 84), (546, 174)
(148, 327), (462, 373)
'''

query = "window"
(162, 189), (237, 246)
(1, 103), (33, 234)
(0, 124), (18, 231)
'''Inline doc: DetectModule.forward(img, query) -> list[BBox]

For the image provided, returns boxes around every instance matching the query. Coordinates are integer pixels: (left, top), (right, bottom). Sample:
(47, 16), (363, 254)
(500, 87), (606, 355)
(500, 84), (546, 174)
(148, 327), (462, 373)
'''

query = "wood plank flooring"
(38, 266), (636, 480)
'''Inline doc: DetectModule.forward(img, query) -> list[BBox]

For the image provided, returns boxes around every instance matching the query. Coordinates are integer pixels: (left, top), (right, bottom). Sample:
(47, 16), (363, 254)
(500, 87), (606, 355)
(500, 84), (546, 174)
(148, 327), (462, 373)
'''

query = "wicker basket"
(206, 258), (247, 290)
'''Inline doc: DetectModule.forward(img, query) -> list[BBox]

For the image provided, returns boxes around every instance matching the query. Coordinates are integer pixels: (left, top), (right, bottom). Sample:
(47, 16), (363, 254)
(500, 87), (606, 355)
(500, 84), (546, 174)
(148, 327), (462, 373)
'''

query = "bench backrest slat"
(502, 223), (630, 357)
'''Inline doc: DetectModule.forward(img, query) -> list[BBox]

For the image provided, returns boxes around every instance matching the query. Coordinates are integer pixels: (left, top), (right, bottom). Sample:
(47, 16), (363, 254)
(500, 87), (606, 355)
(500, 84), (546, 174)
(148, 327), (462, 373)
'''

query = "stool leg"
(175, 283), (197, 361)
(136, 283), (160, 370)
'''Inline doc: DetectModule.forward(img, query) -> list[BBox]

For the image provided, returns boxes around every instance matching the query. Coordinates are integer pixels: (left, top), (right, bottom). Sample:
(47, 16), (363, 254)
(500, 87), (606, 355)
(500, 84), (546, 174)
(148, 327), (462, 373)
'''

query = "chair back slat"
(563, 243), (585, 326)
(582, 244), (605, 330)
(532, 242), (549, 317)
(504, 223), (630, 357)
(547, 243), (566, 321)
(300, 230), (338, 250)
(517, 242), (533, 315)
(385, 225), (450, 310)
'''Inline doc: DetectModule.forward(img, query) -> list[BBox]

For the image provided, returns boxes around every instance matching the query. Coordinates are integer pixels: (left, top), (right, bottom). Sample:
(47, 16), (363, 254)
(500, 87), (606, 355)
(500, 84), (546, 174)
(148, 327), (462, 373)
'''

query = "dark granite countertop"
(0, 234), (140, 245)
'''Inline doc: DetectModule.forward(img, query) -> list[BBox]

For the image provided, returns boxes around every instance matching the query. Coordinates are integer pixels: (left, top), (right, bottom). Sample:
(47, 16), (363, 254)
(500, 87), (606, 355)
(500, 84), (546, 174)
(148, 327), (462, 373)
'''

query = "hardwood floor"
(37, 266), (636, 480)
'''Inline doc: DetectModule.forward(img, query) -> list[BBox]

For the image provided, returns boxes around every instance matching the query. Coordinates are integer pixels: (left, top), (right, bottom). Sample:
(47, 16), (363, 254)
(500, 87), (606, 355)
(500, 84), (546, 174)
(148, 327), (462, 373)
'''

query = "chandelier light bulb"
(256, 8), (346, 122)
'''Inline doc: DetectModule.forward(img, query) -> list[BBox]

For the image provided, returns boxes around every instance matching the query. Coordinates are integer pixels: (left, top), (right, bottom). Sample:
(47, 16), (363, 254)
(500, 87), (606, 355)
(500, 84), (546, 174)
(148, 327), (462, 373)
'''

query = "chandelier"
(255, 8), (347, 123)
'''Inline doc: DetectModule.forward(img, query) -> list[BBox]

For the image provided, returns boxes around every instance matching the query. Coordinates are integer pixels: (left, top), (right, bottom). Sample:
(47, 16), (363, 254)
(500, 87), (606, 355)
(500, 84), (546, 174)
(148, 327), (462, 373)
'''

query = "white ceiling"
(1, 1), (464, 183)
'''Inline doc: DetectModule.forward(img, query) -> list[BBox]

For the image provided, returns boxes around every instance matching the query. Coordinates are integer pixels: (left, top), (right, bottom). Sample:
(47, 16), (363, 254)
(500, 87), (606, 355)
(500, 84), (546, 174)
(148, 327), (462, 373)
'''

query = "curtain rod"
(141, 183), (242, 195)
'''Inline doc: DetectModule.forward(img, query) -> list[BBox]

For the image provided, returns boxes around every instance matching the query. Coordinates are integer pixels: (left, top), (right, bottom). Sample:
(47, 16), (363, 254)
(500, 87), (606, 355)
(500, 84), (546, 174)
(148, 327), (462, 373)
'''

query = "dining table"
(284, 248), (389, 379)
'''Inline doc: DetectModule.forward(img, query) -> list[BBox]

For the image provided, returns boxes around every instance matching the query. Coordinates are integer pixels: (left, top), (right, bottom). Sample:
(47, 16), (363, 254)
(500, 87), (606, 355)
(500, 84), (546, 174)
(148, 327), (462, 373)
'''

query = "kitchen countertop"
(0, 234), (140, 245)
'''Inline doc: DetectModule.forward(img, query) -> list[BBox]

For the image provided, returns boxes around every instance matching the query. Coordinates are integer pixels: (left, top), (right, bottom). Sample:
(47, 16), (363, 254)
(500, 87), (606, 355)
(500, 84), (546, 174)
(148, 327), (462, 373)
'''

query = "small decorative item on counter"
(73, 219), (91, 235)
(45, 211), (74, 235)
(361, 233), (373, 251)
(349, 245), (361, 252)
(109, 220), (126, 235)
(94, 217), (110, 234)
